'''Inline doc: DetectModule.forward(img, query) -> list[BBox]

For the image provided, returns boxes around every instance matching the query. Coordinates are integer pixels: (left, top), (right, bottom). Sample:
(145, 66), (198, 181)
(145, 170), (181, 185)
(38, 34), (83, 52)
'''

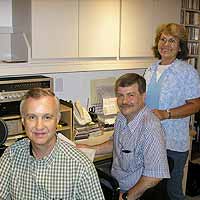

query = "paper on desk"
(77, 147), (96, 162)
(57, 133), (96, 161)
(103, 97), (118, 115)
(58, 133), (76, 146)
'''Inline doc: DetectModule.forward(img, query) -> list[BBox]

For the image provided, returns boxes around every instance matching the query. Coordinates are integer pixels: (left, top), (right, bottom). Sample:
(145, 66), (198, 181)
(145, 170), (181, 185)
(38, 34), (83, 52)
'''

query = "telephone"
(74, 100), (92, 125)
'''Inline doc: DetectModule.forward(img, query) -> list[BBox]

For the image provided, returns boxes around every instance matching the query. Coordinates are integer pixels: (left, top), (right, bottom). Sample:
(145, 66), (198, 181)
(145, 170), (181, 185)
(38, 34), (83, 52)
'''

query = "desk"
(75, 130), (113, 161)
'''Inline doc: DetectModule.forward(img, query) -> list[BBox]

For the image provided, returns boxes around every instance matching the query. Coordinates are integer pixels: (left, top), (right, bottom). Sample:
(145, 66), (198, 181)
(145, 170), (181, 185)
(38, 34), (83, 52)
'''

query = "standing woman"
(144, 23), (200, 200)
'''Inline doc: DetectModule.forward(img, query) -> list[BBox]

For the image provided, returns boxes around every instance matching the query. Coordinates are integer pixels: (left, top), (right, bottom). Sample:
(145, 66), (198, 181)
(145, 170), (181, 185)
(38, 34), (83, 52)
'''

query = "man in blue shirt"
(78, 73), (170, 200)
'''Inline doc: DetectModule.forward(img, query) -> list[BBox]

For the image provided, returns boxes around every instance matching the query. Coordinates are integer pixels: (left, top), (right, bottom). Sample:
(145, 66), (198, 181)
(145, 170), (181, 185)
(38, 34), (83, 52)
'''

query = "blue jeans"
(167, 150), (189, 200)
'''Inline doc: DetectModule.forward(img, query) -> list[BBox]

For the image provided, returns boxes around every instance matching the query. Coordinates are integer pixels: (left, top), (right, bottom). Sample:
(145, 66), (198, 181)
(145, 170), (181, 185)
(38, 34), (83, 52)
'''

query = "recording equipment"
(0, 75), (53, 116)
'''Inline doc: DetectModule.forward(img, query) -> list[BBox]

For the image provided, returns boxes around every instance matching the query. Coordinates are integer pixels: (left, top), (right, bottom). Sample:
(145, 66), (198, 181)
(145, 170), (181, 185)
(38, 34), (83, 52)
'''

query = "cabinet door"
(0, 0), (12, 27)
(120, 0), (181, 58)
(0, 0), (12, 59)
(120, 0), (154, 57)
(79, 0), (120, 57)
(152, 0), (181, 38)
(31, 0), (78, 59)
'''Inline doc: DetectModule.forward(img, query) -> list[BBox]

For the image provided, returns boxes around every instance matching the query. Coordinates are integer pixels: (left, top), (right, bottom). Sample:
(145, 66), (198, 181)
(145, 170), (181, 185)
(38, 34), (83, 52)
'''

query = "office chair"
(0, 119), (8, 157)
(96, 168), (120, 200)
(95, 157), (174, 200)
(95, 158), (120, 200)
(96, 156), (174, 200)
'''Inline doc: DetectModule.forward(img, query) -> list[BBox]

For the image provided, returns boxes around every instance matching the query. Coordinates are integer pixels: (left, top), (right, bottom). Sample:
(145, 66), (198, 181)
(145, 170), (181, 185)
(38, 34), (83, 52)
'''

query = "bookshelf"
(180, 1), (200, 193)
(181, 0), (200, 146)
(181, 0), (200, 72)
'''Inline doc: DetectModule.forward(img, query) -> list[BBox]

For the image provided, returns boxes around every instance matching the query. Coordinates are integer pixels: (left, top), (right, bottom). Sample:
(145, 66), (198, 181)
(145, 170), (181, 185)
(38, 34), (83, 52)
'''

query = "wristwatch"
(122, 191), (128, 200)
(166, 109), (171, 119)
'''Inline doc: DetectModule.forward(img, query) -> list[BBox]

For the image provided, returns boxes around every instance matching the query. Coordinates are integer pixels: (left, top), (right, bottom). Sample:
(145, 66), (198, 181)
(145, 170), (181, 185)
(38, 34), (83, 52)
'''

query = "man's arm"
(76, 139), (113, 155)
(121, 176), (161, 200)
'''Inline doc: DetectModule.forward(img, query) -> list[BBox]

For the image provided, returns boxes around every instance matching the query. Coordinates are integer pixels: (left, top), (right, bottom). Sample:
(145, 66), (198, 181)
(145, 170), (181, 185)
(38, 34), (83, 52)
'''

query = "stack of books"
(74, 123), (102, 140)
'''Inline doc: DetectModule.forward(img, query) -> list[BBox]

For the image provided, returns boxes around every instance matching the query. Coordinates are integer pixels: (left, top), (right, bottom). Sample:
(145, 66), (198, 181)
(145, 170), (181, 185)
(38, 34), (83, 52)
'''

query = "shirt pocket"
(119, 150), (142, 172)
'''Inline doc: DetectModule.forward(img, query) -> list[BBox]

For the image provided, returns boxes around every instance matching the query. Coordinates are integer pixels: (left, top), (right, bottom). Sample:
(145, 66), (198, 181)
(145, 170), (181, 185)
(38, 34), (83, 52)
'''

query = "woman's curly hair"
(152, 23), (189, 60)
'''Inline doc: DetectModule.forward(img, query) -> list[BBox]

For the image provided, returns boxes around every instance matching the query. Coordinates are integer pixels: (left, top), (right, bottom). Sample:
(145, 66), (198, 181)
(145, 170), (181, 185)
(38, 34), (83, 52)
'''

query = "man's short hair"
(115, 73), (146, 94)
(20, 88), (60, 117)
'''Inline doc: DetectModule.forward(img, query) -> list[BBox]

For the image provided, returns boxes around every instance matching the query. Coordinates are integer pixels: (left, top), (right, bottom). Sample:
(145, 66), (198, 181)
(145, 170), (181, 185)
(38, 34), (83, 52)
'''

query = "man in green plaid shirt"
(0, 88), (104, 200)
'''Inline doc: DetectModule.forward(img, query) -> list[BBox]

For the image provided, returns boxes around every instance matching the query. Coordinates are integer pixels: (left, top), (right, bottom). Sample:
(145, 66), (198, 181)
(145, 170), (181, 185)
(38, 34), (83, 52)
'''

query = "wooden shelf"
(188, 39), (199, 42)
(182, 8), (200, 13)
(2, 115), (21, 120)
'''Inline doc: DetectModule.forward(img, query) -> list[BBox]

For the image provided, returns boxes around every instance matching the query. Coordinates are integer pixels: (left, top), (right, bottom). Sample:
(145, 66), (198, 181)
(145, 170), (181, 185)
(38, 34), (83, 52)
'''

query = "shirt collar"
(151, 58), (178, 70)
(29, 137), (60, 166)
(117, 106), (148, 132)
(128, 106), (147, 131)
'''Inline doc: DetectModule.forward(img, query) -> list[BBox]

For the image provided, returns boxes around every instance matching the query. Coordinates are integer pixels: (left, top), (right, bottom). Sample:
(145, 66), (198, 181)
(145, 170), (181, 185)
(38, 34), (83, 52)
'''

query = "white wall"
(47, 68), (145, 107)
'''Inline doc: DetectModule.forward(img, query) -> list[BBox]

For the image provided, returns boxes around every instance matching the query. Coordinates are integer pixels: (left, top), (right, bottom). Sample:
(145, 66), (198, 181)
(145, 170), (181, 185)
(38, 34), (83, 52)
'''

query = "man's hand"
(119, 192), (123, 200)
(75, 143), (91, 149)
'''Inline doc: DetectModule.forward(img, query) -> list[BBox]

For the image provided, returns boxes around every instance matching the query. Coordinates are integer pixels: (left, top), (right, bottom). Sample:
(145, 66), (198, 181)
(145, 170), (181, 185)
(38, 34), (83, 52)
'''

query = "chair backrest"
(96, 168), (120, 200)
(95, 158), (120, 200)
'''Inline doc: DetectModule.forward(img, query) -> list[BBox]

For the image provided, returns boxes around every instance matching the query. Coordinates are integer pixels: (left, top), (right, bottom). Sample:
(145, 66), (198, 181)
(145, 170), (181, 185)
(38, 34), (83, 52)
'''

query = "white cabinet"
(120, 0), (154, 57)
(0, 0), (12, 29)
(152, 0), (181, 27)
(33, 0), (181, 59)
(32, 0), (119, 59)
(0, 0), (182, 61)
(0, 0), (31, 60)
(31, 0), (78, 59)
(78, 0), (120, 57)
(120, 0), (181, 58)
(152, 0), (181, 38)
(0, 0), (12, 59)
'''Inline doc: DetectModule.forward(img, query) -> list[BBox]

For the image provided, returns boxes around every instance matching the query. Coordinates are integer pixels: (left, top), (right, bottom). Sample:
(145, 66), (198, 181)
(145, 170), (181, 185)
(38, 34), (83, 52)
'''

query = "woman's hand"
(152, 109), (168, 120)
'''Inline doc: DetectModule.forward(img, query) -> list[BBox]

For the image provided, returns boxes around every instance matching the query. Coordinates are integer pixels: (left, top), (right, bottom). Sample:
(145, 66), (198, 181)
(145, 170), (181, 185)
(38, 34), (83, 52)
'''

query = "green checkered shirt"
(0, 137), (105, 200)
